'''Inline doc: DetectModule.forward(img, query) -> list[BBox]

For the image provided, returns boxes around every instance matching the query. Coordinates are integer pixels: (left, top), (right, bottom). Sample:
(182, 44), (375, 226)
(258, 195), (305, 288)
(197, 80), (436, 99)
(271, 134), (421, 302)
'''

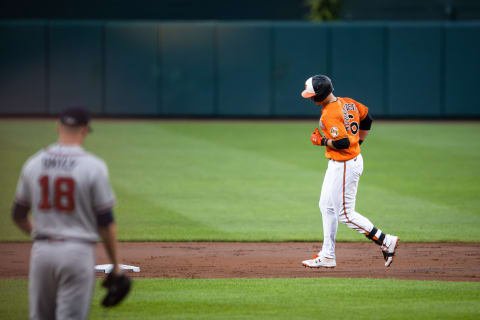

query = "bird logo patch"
(330, 127), (339, 138)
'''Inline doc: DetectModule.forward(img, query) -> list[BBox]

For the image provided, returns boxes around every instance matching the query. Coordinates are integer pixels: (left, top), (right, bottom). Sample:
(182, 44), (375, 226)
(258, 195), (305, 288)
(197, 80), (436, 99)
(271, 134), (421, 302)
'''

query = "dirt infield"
(1, 242), (479, 282)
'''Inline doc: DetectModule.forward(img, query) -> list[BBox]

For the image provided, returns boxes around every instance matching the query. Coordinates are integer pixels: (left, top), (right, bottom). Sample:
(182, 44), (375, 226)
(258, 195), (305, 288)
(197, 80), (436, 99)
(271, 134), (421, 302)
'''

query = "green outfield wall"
(0, 21), (479, 117)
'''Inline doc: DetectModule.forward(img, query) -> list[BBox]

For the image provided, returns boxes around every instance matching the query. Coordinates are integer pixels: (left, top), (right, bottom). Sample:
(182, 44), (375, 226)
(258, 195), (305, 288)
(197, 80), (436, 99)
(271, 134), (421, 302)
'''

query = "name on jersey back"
(43, 157), (77, 171)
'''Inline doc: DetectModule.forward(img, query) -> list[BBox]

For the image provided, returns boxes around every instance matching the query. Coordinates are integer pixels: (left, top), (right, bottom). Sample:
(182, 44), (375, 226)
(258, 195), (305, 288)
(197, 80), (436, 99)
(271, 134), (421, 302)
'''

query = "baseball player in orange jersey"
(300, 75), (399, 268)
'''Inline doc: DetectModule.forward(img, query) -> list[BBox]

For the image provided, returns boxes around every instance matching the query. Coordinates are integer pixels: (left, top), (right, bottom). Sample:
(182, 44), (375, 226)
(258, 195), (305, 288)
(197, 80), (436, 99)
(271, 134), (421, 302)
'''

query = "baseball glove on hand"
(101, 272), (132, 307)
(311, 128), (327, 146)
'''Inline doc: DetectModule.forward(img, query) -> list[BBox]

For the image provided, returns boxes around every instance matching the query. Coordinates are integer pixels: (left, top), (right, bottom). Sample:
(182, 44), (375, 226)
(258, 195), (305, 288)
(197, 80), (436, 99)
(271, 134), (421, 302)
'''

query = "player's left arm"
(325, 136), (349, 149)
(311, 112), (350, 149)
(12, 203), (32, 234)
(311, 129), (350, 149)
(11, 168), (33, 235)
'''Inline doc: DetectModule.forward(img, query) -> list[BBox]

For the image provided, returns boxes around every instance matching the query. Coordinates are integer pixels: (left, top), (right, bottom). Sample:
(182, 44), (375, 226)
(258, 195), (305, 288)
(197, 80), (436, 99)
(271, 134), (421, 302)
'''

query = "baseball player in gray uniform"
(12, 107), (122, 320)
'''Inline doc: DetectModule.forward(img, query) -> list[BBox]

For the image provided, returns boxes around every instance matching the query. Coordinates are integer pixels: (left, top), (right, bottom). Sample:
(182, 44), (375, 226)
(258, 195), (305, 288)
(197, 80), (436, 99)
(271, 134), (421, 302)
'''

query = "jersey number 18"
(39, 176), (75, 212)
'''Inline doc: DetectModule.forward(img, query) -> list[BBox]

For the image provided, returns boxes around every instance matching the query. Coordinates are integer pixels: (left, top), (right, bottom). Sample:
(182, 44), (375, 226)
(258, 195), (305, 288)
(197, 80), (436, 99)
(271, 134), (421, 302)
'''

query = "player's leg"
(338, 155), (374, 234)
(338, 154), (399, 266)
(55, 242), (96, 320)
(302, 160), (339, 268)
(29, 242), (57, 320)
(319, 160), (338, 259)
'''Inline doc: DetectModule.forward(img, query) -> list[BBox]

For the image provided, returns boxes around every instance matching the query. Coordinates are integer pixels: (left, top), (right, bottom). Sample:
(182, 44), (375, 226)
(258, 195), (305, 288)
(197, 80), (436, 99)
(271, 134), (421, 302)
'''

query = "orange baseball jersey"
(319, 97), (368, 161)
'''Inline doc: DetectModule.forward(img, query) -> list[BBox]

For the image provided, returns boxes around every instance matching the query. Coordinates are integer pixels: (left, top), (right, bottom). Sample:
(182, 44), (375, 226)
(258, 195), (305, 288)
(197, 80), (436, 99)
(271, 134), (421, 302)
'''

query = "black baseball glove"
(101, 272), (132, 307)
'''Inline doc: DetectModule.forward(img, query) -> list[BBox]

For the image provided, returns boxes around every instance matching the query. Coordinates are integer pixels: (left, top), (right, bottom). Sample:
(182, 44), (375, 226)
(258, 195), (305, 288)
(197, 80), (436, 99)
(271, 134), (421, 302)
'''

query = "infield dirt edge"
(1, 242), (479, 282)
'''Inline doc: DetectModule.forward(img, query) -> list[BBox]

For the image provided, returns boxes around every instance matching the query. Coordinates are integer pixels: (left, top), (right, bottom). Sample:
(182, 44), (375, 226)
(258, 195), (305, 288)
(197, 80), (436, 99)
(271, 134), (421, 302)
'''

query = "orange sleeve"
(322, 109), (348, 140)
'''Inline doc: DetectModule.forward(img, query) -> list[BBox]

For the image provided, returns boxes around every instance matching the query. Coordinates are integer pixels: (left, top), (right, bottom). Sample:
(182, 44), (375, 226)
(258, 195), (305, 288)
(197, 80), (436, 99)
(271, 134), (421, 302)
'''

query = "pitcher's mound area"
(1, 242), (479, 281)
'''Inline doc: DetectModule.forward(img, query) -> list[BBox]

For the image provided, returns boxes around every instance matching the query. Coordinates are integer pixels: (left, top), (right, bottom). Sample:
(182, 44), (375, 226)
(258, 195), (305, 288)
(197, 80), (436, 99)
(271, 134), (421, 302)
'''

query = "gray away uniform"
(15, 143), (115, 320)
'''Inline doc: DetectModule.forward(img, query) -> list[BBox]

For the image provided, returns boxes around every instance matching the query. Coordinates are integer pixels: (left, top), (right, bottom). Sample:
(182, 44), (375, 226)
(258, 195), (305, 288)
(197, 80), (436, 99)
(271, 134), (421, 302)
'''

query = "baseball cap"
(59, 107), (92, 132)
(301, 74), (334, 101)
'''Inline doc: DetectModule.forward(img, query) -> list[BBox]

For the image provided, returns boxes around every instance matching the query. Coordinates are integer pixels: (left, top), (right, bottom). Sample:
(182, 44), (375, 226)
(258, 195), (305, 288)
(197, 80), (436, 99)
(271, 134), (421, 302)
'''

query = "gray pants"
(29, 241), (96, 320)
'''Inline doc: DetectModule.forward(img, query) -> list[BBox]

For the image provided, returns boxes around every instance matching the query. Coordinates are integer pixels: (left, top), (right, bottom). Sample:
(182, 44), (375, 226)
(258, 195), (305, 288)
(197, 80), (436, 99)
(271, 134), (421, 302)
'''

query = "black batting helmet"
(301, 75), (334, 102)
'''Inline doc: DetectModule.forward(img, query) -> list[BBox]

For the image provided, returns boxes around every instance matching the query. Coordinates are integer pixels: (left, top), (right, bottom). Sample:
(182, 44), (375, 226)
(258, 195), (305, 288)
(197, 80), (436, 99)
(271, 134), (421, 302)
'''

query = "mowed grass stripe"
(159, 121), (480, 241)
(0, 120), (479, 241)
(1, 278), (479, 320)
(107, 123), (323, 240)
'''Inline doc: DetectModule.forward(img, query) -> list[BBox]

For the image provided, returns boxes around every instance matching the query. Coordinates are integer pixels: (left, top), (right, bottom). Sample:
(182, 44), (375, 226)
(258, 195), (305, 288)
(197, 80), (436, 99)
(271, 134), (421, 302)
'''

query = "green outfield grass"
(1, 278), (479, 320)
(1, 120), (479, 242)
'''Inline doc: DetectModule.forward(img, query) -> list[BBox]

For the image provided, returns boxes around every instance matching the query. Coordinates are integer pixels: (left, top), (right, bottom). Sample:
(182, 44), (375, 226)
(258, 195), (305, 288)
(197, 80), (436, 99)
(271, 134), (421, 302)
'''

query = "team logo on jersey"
(330, 127), (339, 138)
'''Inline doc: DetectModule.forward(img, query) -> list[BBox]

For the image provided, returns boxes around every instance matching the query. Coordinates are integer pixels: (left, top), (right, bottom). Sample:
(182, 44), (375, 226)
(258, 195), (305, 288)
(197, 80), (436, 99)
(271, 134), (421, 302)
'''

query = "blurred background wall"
(2, 0), (480, 20)
(1, 1), (479, 118)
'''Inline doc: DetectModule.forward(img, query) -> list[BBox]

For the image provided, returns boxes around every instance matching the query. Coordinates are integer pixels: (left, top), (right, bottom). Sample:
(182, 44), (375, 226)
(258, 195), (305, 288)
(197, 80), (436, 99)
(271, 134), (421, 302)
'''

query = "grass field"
(1, 120), (479, 242)
(1, 278), (479, 320)
(1, 119), (480, 319)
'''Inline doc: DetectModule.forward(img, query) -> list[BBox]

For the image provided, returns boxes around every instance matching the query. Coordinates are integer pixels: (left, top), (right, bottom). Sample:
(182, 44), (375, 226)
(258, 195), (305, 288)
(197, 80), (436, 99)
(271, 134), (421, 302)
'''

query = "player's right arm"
(98, 221), (121, 274)
(92, 159), (121, 275)
(358, 112), (372, 145)
(352, 98), (373, 145)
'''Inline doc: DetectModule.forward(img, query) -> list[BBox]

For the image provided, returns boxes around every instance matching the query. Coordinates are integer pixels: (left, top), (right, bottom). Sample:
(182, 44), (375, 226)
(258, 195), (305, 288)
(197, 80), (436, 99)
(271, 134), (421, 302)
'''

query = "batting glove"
(311, 128), (327, 146)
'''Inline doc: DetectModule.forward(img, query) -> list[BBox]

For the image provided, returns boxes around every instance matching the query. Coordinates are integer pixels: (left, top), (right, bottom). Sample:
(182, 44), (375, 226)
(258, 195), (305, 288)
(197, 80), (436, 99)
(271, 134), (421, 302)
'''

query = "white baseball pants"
(319, 153), (374, 259)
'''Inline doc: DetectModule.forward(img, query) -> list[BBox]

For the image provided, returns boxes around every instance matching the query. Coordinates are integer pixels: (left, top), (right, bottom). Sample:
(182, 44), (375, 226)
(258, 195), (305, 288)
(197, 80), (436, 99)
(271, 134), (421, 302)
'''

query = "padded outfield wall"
(0, 21), (479, 117)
